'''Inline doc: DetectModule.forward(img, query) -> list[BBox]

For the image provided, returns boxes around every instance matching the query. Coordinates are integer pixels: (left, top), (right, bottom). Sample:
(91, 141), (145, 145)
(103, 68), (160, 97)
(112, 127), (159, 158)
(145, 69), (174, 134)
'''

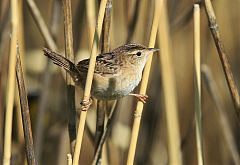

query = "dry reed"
(157, 0), (182, 164)
(204, 0), (240, 116)
(62, 0), (76, 154)
(126, 0), (162, 164)
(193, 4), (204, 165)
(72, 0), (108, 164)
(16, 44), (36, 165)
(3, 0), (18, 164)
(94, 0), (112, 163)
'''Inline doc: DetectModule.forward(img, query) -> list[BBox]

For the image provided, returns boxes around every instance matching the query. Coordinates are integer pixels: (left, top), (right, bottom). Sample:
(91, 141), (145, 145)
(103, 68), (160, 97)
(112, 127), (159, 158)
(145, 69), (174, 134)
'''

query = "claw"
(129, 93), (148, 104)
(80, 97), (93, 111)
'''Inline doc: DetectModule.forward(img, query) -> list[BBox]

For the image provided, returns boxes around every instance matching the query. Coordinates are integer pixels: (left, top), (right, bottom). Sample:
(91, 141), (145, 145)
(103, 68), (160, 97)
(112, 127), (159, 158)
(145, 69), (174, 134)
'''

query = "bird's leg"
(129, 93), (148, 103)
(80, 97), (93, 111)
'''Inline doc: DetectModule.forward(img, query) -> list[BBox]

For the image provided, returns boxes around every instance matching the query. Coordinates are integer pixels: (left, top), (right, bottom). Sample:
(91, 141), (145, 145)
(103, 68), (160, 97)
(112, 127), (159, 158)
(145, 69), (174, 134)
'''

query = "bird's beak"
(148, 48), (159, 52)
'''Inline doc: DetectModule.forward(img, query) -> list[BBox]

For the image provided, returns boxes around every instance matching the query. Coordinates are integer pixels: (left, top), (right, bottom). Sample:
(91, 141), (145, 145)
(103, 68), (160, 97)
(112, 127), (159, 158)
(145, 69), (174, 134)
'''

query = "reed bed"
(1, 0), (240, 165)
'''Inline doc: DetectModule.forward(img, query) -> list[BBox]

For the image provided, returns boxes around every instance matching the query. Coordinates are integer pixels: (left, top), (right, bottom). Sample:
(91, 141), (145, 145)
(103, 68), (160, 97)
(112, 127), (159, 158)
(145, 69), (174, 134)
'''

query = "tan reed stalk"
(204, 0), (240, 116)
(67, 154), (73, 165)
(95, 0), (112, 163)
(72, 0), (108, 164)
(15, 2), (25, 163)
(26, 0), (57, 51)
(16, 44), (36, 165)
(62, 0), (76, 154)
(157, 0), (182, 164)
(86, 0), (96, 47)
(201, 65), (240, 164)
(126, 0), (162, 164)
(3, 0), (18, 164)
(193, 4), (204, 165)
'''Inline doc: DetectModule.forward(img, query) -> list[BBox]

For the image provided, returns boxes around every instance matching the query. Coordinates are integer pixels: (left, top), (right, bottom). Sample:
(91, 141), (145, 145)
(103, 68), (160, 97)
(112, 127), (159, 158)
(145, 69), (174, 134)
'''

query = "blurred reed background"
(0, 0), (240, 164)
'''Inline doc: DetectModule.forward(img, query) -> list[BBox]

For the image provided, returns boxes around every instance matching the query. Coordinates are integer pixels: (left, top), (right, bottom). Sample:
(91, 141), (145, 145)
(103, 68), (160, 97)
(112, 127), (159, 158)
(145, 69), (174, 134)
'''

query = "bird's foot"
(129, 93), (148, 103)
(80, 97), (93, 111)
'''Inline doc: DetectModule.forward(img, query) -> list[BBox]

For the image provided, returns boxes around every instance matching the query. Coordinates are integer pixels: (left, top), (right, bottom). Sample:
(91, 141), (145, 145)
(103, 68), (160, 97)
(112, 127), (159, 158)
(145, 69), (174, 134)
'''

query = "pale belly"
(91, 72), (142, 100)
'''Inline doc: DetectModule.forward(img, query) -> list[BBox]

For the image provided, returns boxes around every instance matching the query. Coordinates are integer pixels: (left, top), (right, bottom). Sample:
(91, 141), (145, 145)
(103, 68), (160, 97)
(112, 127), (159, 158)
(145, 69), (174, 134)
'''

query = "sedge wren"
(43, 43), (158, 103)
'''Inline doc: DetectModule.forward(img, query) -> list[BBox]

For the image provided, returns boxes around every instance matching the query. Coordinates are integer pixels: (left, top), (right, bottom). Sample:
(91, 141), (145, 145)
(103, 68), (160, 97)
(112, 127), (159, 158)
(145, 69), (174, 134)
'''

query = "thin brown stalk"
(26, 0), (57, 51)
(126, 0), (162, 164)
(201, 65), (240, 164)
(157, 0), (182, 164)
(62, 0), (76, 154)
(72, 0), (108, 164)
(95, 0), (112, 163)
(3, 0), (18, 164)
(203, 0), (240, 116)
(15, 0), (26, 163)
(193, 4), (204, 165)
(92, 100), (118, 165)
(16, 45), (36, 165)
(101, 0), (112, 53)
(95, 101), (106, 162)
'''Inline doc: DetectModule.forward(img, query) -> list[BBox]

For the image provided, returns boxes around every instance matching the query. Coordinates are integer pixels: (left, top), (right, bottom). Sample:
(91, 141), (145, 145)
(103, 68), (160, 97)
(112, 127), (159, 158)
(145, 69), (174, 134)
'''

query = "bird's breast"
(91, 68), (142, 100)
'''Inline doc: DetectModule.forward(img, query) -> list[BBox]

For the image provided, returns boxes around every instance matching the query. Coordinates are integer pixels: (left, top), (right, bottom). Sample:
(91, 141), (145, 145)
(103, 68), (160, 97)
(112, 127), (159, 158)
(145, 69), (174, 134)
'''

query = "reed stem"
(72, 0), (108, 164)
(204, 0), (240, 116)
(62, 0), (76, 154)
(126, 0), (162, 164)
(16, 44), (36, 165)
(3, 0), (18, 164)
(193, 4), (204, 165)
(157, 0), (182, 164)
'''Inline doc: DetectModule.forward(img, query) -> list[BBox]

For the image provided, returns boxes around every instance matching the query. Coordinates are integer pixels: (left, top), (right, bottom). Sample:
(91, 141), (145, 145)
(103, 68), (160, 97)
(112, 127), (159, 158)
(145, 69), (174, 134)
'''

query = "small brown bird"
(43, 43), (158, 103)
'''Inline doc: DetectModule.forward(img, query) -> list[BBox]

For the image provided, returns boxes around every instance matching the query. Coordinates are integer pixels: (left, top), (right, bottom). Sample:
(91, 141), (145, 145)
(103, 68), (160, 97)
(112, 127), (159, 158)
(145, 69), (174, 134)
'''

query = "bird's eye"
(136, 52), (141, 56)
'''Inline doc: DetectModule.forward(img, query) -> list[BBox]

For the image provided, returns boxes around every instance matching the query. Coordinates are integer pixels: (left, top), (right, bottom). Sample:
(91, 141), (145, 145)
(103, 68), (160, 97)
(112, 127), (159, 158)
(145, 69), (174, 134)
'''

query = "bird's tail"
(43, 48), (80, 81)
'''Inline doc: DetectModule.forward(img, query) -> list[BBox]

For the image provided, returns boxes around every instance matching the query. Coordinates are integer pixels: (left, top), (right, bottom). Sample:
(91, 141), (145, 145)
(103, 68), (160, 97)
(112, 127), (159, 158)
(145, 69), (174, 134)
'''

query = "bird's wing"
(76, 53), (120, 76)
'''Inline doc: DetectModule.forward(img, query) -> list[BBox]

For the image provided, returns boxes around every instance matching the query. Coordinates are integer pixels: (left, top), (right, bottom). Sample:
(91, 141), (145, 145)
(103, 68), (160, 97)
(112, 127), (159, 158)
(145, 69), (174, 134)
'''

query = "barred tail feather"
(43, 48), (80, 80)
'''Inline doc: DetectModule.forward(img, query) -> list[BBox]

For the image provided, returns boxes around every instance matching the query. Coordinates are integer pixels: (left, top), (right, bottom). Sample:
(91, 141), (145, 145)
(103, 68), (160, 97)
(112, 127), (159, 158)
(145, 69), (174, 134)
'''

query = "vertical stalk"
(126, 0), (162, 164)
(16, 45), (36, 165)
(193, 4), (204, 165)
(95, 0), (112, 164)
(72, 0), (108, 164)
(62, 0), (76, 154)
(3, 0), (18, 164)
(157, 0), (182, 164)
(204, 0), (240, 115)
